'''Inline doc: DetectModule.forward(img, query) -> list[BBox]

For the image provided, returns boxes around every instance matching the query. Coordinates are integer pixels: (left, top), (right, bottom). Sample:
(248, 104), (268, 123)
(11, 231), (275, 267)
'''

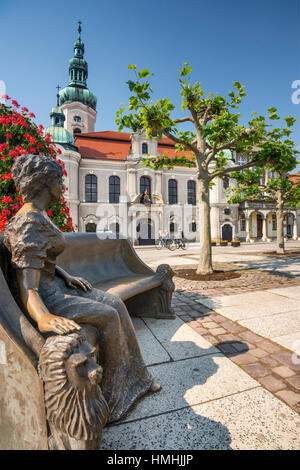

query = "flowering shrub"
(0, 96), (76, 231)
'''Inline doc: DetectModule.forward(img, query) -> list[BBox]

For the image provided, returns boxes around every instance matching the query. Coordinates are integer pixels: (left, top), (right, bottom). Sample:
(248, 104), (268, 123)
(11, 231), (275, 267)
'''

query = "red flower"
(5, 132), (12, 139)
(29, 112), (36, 118)
(1, 95), (10, 100)
(11, 100), (20, 108)
(47, 210), (53, 216)
(21, 107), (29, 113)
(1, 196), (12, 204)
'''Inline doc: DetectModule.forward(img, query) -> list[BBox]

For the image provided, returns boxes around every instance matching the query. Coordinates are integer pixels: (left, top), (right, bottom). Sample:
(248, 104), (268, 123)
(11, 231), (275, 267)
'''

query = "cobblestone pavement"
(172, 291), (300, 414)
(173, 262), (300, 297)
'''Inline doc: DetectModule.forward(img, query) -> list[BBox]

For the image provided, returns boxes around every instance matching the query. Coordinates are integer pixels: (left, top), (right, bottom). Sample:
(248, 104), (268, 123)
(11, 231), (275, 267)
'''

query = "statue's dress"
(4, 210), (153, 422)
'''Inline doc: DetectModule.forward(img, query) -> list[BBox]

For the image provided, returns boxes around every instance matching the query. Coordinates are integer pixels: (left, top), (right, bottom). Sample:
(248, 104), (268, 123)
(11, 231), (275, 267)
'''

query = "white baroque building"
(45, 25), (299, 244)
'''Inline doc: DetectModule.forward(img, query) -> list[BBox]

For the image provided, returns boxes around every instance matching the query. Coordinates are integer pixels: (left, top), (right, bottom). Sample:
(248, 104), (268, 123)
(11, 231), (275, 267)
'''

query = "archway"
(222, 224), (233, 242)
(257, 213), (263, 238)
(137, 218), (155, 245)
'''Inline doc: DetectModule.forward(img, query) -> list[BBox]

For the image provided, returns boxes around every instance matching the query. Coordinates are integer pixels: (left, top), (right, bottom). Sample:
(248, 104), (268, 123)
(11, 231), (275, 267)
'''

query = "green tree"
(116, 64), (293, 273)
(227, 137), (300, 254)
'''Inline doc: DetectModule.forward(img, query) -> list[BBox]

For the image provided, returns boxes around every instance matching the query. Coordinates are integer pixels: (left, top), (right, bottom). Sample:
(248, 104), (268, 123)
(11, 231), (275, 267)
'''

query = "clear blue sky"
(1, 0), (300, 156)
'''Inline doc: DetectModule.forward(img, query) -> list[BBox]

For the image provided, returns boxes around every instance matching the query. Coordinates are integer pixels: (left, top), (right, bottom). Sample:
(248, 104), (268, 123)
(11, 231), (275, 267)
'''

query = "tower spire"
(67, 22), (88, 88)
(56, 85), (61, 106)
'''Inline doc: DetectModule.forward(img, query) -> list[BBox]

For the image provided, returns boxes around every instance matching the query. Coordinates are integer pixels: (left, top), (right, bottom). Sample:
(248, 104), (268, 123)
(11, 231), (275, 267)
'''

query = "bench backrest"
(56, 234), (154, 285)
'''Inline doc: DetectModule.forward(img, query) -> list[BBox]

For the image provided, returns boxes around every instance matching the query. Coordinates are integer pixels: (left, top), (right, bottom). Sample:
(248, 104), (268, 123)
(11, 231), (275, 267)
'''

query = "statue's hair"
(39, 333), (109, 441)
(11, 154), (63, 202)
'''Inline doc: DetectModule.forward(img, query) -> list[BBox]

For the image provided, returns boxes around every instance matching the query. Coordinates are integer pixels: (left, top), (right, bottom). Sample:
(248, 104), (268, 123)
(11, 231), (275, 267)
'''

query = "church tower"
(58, 22), (97, 135)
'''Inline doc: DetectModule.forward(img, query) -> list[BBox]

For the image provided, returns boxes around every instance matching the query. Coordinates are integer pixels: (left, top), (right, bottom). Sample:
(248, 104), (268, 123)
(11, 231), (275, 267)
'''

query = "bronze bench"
(0, 233), (175, 450)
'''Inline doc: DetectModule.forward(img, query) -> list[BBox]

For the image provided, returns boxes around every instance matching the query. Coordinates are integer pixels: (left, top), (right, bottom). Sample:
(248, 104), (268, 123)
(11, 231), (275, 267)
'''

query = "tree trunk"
(276, 191), (285, 254)
(196, 176), (214, 274)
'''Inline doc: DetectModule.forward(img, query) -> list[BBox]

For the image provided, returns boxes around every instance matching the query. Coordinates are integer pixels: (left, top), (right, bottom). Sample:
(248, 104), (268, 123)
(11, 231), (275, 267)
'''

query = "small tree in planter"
(231, 238), (240, 247)
(227, 118), (299, 254)
(0, 96), (75, 232)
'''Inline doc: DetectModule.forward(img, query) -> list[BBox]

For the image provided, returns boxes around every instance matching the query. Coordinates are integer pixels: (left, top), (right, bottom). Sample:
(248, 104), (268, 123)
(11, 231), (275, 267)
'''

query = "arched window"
(223, 176), (229, 190)
(168, 179), (178, 204)
(85, 222), (96, 232)
(142, 143), (148, 154)
(140, 176), (151, 197)
(74, 128), (81, 134)
(240, 213), (246, 231)
(109, 175), (120, 203)
(272, 214), (277, 231)
(189, 221), (197, 232)
(187, 180), (196, 205)
(85, 174), (97, 202)
(74, 115), (81, 122)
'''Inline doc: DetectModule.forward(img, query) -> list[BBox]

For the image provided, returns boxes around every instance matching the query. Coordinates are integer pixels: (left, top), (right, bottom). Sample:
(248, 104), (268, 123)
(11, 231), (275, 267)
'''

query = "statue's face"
(65, 342), (103, 391)
(49, 176), (64, 202)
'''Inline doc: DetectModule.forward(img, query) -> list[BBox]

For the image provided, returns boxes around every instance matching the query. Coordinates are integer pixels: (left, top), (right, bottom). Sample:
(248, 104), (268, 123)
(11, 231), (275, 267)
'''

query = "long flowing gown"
(4, 210), (153, 422)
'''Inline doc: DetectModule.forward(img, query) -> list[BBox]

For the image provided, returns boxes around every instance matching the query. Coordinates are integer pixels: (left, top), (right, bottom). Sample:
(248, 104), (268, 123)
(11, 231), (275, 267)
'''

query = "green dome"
(59, 85), (97, 111)
(44, 125), (75, 146)
(51, 106), (64, 115)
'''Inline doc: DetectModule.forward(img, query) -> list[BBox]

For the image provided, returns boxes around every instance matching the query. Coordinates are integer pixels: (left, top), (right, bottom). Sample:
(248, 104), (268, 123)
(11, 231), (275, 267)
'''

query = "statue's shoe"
(149, 379), (162, 392)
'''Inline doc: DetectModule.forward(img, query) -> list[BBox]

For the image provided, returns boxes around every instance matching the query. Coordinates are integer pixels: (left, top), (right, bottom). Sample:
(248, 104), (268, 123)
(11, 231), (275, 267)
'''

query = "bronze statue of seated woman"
(4, 154), (161, 432)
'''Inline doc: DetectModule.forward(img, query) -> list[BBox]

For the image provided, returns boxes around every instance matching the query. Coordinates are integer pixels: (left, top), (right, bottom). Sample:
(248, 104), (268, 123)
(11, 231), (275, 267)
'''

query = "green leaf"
(138, 69), (151, 78)
(180, 64), (192, 77)
(128, 64), (136, 70)
(284, 116), (296, 128)
(268, 107), (277, 114)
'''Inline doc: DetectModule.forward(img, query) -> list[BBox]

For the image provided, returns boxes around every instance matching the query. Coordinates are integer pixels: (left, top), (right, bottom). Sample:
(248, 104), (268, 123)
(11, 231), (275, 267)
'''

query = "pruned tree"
(116, 63), (295, 274)
(227, 140), (300, 255)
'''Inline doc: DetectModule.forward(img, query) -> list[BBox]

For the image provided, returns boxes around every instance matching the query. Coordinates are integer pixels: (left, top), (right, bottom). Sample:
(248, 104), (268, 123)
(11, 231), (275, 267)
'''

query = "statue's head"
(11, 154), (63, 203)
(39, 333), (109, 441)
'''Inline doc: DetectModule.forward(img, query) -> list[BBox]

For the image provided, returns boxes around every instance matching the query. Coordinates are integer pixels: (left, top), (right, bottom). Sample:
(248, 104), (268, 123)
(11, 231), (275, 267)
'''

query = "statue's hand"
(38, 314), (81, 335)
(64, 275), (92, 292)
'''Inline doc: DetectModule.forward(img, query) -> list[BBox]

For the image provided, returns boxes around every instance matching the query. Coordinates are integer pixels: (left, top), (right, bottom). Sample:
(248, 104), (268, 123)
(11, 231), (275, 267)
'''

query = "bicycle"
(155, 238), (176, 251)
(174, 238), (188, 250)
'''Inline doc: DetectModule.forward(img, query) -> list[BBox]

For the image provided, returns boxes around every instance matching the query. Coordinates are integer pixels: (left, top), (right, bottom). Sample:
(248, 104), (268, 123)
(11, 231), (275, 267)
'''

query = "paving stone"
(189, 311), (210, 319)
(256, 340), (281, 354)
(272, 332), (300, 353)
(191, 304), (214, 314)
(231, 342), (250, 353)
(132, 317), (170, 366)
(243, 363), (270, 378)
(272, 366), (296, 378)
(286, 375), (300, 391)
(209, 327), (227, 336)
(101, 388), (300, 450)
(144, 316), (218, 361)
(249, 348), (269, 359)
(258, 375), (287, 393)
(205, 313), (222, 321)
(216, 343), (237, 356)
(202, 335), (219, 345)
(230, 352), (258, 365)
(180, 315), (192, 323)
(218, 333), (237, 342)
(261, 356), (280, 368)
(273, 350), (300, 372)
(201, 321), (219, 329)
(221, 321), (245, 333)
(240, 311), (300, 340)
(239, 331), (263, 344)
(119, 355), (258, 422)
(276, 390), (300, 407)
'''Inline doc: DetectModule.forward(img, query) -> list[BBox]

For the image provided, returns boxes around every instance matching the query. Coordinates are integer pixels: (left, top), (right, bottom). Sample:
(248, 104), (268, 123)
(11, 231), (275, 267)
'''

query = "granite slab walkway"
(101, 313), (300, 450)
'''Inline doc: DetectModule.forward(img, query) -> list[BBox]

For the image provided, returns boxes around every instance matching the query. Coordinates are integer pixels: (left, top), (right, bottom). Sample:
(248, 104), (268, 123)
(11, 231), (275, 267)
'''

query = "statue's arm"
(17, 268), (81, 335)
(55, 265), (92, 292)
